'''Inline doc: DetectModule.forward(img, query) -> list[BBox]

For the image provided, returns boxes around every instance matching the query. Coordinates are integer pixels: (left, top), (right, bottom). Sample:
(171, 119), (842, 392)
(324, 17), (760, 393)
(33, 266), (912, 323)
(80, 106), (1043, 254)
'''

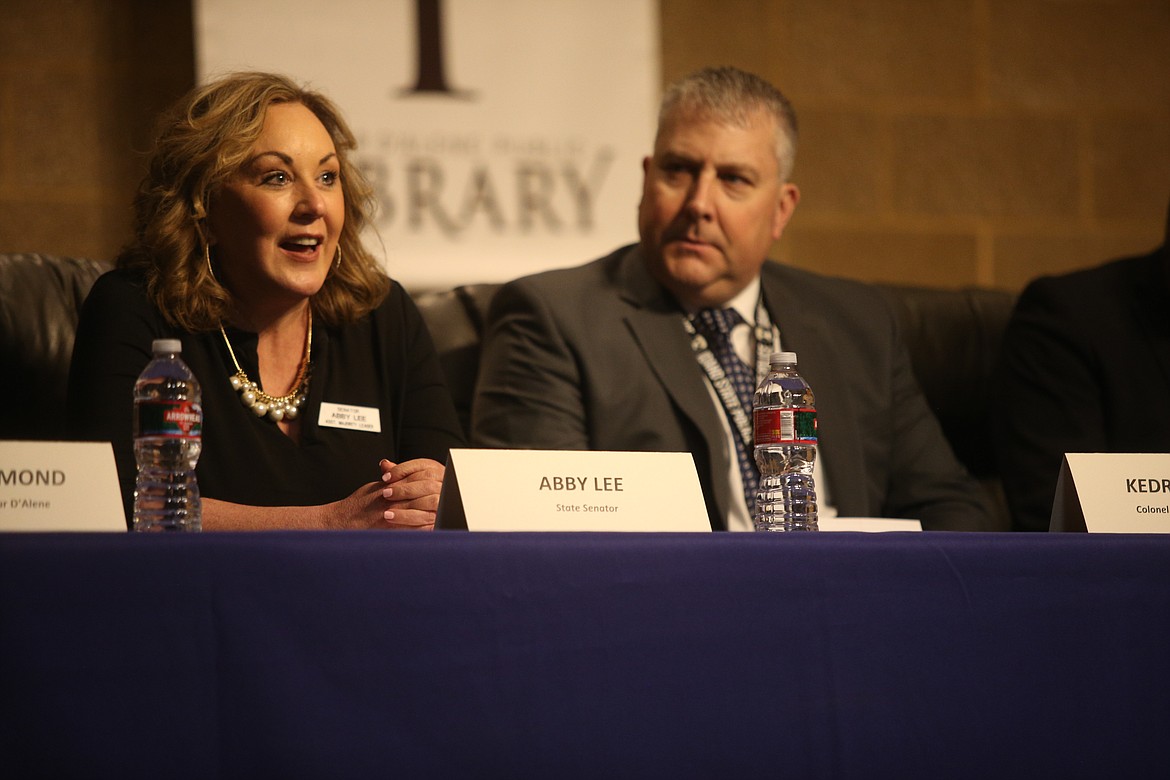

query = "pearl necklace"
(219, 309), (312, 423)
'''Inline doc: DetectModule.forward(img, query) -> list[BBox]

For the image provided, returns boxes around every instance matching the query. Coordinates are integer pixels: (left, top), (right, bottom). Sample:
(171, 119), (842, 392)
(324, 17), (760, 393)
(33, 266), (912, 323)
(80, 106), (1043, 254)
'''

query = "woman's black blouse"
(67, 269), (466, 517)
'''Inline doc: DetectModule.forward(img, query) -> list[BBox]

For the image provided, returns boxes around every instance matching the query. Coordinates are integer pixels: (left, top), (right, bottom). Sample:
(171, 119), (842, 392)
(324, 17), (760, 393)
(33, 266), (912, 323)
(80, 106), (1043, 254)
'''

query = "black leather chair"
(0, 252), (109, 440)
(411, 283), (497, 437)
(877, 285), (1016, 528)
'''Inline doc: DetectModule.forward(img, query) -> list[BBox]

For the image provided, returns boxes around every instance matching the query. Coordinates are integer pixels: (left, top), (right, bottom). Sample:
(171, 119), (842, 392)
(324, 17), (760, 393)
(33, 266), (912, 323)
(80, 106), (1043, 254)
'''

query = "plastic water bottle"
(132, 339), (202, 531)
(753, 351), (818, 531)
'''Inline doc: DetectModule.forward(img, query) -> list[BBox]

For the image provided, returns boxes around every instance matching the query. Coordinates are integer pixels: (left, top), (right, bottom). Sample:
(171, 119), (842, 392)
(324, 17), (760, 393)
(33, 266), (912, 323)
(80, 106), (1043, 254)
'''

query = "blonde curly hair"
(118, 71), (390, 330)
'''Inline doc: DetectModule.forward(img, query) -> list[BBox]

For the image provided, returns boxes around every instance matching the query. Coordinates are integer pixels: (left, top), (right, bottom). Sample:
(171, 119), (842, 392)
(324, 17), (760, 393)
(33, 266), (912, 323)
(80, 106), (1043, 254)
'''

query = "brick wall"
(664, 0), (1170, 289)
(2, 0), (1166, 291)
(0, 0), (194, 263)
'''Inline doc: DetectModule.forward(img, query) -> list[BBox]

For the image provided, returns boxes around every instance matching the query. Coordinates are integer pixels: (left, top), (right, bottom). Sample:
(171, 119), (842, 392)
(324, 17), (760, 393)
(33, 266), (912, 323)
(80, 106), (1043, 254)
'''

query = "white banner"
(195, 0), (658, 290)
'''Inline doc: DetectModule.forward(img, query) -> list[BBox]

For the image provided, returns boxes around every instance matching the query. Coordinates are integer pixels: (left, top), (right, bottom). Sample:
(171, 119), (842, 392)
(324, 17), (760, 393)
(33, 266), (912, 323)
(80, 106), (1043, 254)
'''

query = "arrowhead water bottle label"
(754, 407), (817, 445)
(136, 400), (203, 438)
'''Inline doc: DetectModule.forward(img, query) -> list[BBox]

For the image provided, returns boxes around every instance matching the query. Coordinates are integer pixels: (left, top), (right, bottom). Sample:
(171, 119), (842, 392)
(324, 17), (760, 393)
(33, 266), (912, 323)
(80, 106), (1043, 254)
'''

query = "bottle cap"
(771, 351), (797, 366)
(152, 338), (182, 354)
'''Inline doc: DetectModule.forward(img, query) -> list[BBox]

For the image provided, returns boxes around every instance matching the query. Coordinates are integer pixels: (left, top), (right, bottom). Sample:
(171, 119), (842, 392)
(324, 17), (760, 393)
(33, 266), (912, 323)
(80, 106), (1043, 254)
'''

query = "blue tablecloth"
(2, 531), (1169, 778)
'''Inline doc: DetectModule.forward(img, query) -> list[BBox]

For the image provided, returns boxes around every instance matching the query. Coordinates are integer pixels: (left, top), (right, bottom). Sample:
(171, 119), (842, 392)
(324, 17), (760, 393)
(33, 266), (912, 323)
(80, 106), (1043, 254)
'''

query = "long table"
(3, 531), (1169, 778)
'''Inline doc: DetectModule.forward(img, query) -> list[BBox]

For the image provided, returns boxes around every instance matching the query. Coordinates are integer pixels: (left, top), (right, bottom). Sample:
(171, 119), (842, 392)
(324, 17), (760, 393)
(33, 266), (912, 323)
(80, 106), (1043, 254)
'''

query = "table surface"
(3, 530), (1169, 779)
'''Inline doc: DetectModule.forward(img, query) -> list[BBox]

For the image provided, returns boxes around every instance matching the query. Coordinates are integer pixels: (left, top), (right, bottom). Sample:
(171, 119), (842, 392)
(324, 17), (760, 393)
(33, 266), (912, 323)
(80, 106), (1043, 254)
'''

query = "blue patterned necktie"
(692, 308), (759, 518)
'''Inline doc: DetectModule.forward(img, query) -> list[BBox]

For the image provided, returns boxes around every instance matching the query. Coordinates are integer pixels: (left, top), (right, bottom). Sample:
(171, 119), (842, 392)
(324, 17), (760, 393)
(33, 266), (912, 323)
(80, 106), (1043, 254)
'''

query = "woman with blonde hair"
(69, 71), (464, 529)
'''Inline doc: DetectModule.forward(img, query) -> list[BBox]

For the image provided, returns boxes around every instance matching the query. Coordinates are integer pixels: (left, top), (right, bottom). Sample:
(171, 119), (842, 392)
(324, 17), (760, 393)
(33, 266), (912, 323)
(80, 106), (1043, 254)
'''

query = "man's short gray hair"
(658, 66), (799, 181)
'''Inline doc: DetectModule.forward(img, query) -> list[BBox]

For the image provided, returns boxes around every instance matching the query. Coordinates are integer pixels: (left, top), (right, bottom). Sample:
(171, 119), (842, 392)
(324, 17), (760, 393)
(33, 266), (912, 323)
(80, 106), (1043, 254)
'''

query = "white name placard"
(0, 441), (126, 532)
(1051, 452), (1170, 533)
(818, 517), (923, 533)
(436, 449), (710, 532)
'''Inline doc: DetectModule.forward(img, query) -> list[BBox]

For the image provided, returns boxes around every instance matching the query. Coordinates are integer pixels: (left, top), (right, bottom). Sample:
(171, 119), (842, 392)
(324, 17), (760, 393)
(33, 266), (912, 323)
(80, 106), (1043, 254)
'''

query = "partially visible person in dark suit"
(471, 66), (991, 531)
(996, 198), (1170, 531)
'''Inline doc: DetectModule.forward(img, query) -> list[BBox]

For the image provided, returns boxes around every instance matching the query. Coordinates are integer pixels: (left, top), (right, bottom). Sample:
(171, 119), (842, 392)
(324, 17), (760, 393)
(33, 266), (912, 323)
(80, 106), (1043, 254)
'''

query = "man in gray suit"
(472, 66), (989, 531)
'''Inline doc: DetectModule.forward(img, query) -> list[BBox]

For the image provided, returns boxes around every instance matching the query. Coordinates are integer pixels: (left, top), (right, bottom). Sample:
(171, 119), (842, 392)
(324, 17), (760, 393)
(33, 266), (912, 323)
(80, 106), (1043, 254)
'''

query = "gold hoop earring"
(334, 245), (342, 270)
(204, 243), (219, 284)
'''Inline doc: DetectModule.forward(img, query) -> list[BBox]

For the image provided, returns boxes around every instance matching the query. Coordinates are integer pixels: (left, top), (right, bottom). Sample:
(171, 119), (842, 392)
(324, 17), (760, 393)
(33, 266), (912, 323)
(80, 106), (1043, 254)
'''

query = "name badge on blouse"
(318, 402), (382, 433)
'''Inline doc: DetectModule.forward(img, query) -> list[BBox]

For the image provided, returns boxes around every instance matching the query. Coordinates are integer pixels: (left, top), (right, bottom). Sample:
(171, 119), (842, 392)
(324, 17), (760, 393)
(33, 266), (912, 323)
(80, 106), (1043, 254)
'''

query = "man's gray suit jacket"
(472, 244), (990, 531)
